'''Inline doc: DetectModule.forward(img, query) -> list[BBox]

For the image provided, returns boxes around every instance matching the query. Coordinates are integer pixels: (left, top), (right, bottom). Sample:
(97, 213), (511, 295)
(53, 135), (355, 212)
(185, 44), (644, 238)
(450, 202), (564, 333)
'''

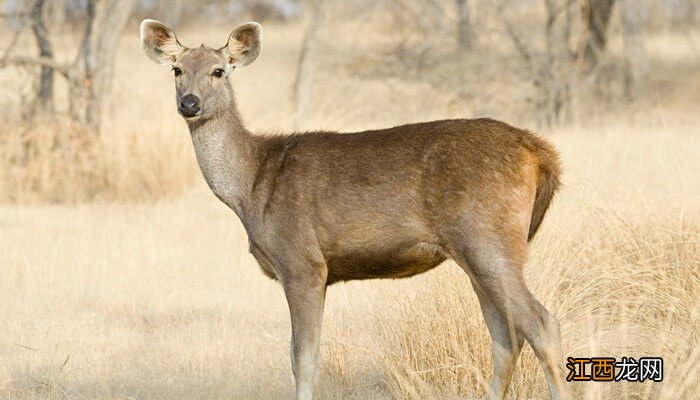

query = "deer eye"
(172, 67), (182, 77)
(213, 68), (225, 78)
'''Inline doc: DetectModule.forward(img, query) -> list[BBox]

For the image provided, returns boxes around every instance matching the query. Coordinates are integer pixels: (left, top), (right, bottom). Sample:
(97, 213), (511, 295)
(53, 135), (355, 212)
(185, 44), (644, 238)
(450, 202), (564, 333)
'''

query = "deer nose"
(178, 94), (201, 118)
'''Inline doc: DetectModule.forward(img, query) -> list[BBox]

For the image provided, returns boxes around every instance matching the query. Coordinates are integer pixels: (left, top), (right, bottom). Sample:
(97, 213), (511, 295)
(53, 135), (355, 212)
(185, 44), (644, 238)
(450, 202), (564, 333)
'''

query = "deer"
(140, 19), (570, 400)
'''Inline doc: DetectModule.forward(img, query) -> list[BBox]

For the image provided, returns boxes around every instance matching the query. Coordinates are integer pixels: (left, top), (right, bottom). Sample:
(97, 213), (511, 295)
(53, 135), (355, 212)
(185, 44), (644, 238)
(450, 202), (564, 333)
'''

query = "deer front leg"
(283, 275), (327, 400)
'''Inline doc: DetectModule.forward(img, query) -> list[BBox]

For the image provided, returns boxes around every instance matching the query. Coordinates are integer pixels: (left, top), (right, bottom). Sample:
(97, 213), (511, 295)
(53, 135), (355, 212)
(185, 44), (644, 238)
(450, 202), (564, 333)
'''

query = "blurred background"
(0, 0), (698, 201)
(0, 1), (698, 399)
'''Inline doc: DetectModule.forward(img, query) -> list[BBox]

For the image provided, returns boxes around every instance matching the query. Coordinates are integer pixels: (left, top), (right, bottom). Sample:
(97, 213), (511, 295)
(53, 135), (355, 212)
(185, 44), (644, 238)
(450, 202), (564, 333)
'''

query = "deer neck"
(187, 89), (258, 218)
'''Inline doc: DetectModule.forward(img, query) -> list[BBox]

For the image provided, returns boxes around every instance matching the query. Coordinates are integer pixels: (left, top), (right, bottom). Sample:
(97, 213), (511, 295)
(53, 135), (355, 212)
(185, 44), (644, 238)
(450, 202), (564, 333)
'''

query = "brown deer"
(140, 19), (569, 400)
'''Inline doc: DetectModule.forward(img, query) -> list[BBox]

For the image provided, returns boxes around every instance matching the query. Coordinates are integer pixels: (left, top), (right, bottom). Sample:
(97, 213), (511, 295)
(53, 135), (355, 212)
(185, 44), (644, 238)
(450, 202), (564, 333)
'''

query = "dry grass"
(0, 17), (699, 400)
(0, 121), (198, 203)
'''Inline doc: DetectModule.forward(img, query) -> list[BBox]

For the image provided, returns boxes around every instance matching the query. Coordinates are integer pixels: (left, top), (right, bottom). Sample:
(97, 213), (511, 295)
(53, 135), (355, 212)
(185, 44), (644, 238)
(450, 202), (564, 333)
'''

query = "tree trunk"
(78, 0), (137, 131)
(293, 0), (328, 129)
(622, 0), (648, 98)
(583, 0), (616, 68)
(456, 0), (472, 51)
(30, 0), (53, 113)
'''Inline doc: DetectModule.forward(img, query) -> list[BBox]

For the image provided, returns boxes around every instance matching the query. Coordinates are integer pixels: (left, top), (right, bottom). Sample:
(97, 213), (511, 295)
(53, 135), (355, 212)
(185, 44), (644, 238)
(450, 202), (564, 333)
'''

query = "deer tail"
(528, 139), (562, 242)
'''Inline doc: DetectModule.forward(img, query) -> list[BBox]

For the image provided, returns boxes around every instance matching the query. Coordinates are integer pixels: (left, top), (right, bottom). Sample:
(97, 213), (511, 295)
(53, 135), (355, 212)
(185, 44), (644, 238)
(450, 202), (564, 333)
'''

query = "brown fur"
(140, 19), (569, 400)
(250, 118), (560, 284)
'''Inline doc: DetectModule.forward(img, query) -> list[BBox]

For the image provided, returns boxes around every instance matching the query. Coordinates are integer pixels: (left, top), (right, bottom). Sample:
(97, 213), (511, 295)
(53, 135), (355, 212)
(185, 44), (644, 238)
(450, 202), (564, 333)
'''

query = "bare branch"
(0, 12), (31, 19)
(31, 0), (55, 108)
(0, 56), (71, 79)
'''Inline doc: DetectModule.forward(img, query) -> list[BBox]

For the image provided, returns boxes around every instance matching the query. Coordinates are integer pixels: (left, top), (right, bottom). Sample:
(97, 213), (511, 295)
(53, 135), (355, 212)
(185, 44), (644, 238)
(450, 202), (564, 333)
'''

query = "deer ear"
(140, 19), (184, 65)
(223, 22), (262, 69)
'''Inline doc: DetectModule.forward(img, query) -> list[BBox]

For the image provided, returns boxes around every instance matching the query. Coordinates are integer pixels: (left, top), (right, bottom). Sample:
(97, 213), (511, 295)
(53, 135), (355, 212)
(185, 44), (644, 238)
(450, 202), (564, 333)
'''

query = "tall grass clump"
(373, 182), (699, 399)
(0, 120), (199, 203)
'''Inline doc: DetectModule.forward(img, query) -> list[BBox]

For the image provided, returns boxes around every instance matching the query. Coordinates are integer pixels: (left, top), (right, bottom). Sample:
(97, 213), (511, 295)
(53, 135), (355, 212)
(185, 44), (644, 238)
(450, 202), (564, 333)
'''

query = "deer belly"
(325, 242), (447, 284)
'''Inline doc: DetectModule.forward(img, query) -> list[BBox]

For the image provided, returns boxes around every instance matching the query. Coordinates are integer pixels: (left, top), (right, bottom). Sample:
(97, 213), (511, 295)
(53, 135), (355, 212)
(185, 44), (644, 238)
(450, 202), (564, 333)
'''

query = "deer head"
(140, 19), (262, 122)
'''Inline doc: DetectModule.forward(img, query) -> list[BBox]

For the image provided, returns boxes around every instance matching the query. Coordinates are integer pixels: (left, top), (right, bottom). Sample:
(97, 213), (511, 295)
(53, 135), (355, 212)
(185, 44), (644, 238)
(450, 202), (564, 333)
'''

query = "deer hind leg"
(473, 286), (525, 399)
(448, 235), (569, 400)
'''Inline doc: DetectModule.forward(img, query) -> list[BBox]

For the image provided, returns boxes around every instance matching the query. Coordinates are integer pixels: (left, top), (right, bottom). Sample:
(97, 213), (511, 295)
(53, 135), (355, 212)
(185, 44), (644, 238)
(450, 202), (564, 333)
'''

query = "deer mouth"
(182, 112), (202, 122)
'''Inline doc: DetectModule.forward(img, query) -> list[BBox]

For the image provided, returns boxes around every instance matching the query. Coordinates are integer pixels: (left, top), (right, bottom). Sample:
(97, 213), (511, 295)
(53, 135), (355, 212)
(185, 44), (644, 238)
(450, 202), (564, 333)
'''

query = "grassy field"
(1, 19), (699, 400)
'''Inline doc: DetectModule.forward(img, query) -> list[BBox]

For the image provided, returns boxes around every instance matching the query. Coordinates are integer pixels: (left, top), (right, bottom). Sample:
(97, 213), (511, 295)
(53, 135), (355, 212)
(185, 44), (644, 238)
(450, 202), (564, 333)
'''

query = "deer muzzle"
(178, 94), (201, 118)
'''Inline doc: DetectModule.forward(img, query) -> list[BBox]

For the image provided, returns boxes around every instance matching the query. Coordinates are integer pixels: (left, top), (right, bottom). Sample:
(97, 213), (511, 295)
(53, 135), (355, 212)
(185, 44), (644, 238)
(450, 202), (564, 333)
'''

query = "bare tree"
(0, 0), (54, 117)
(582, 0), (616, 68)
(499, 0), (581, 127)
(0, 0), (137, 131)
(621, 0), (648, 97)
(29, 0), (53, 114)
(293, 0), (329, 128)
(78, 0), (137, 130)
